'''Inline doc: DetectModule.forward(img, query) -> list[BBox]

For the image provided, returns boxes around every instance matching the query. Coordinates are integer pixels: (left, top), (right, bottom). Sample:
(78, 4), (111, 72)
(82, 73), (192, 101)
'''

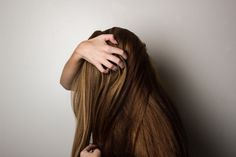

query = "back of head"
(70, 27), (188, 157)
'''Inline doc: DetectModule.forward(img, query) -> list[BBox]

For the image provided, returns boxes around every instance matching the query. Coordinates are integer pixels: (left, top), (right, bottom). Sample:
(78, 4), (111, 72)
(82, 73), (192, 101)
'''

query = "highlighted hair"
(70, 27), (188, 157)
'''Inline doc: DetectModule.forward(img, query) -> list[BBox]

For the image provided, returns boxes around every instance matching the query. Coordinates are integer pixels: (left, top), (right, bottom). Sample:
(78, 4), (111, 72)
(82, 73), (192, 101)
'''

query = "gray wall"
(1, 0), (235, 156)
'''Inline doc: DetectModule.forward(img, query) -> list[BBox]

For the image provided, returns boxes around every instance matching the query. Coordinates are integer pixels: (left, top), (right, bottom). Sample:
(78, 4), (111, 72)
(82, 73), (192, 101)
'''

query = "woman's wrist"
(74, 41), (86, 60)
(70, 50), (83, 64)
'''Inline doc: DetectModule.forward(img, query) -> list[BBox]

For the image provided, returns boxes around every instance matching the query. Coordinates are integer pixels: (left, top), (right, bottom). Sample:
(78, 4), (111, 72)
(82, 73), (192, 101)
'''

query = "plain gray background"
(1, 0), (235, 156)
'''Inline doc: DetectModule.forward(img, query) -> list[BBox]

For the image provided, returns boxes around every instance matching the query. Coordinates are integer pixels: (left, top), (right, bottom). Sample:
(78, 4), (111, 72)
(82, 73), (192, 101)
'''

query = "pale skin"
(80, 144), (101, 157)
(60, 34), (127, 156)
(60, 34), (128, 90)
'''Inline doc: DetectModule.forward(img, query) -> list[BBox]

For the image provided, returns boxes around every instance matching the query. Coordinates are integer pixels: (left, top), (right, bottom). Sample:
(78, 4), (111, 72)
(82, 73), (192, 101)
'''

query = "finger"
(101, 58), (116, 70)
(93, 148), (101, 155)
(83, 144), (99, 152)
(95, 62), (109, 73)
(104, 45), (127, 60)
(100, 34), (118, 44)
(106, 54), (125, 69)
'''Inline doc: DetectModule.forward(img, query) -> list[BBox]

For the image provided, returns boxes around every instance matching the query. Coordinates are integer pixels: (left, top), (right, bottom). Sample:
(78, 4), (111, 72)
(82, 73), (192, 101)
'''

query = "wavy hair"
(70, 27), (188, 157)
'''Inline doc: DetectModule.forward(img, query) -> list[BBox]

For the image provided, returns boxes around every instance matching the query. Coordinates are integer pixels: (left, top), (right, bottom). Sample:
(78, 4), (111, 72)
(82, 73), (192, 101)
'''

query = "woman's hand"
(80, 144), (101, 157)
(74, 34), (127, 73)
(60, 34), (127, 90)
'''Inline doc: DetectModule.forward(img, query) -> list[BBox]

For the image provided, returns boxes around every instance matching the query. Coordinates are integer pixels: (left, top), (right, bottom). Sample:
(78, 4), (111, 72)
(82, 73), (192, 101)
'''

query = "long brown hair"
(70, 27), (188, 157)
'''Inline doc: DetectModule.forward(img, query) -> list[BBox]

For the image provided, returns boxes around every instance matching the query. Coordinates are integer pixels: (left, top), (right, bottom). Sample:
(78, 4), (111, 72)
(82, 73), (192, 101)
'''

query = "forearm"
(60, 51), (82, 90)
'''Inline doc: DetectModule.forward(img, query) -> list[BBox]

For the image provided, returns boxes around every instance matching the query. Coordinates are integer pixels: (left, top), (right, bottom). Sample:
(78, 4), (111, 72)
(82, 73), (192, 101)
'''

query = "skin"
(60, 34), (128, 90)
(60, 34), (127, 155)
(80, 144), (101, 157)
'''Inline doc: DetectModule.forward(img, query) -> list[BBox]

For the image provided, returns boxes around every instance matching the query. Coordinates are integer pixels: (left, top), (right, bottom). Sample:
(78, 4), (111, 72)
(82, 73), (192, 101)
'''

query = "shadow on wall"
(149, 49), (225, 157)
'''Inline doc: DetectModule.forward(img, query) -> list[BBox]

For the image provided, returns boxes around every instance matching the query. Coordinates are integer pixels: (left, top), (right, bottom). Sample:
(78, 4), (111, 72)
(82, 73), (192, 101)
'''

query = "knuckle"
(101, 68), (107, 73)
(94, 63), (99, 68)
(116, 59), (121, 64)
(108, 64), (113, 68)
(118, 49), (124, 55)
(118, 59), (122, 64)
(101, 69), (105, 73)
(115, 57), (120, 63)
(119, 63), (124, 68)
(104, 45), (110, 52)
(103, 52), (109, 58)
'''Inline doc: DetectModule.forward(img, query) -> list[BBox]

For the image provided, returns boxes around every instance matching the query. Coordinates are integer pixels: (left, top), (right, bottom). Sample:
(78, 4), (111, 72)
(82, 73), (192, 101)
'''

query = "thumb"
(93, 148), (101, 155)
(99, 34), (118, 44)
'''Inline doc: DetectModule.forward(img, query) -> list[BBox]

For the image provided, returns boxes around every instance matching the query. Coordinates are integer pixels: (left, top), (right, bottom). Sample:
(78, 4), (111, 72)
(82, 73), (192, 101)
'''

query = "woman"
(60, 27), (188, 157)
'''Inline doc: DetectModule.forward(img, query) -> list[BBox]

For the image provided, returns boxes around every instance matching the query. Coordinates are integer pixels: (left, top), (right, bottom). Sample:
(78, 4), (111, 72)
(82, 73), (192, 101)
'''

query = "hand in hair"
(75, 34), (127, 72)
(60, 34), (127, 90)
(80, 144), (101, 157)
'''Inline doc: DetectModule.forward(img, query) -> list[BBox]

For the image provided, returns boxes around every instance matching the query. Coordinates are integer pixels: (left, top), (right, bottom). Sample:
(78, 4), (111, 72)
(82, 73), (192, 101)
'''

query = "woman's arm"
(60, 34), (127, 90)
(59, 51), (82, 90)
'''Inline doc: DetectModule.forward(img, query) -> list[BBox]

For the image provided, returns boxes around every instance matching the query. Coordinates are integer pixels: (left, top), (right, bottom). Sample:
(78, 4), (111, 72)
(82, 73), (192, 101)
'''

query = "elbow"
(60, 79), (71, 91)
